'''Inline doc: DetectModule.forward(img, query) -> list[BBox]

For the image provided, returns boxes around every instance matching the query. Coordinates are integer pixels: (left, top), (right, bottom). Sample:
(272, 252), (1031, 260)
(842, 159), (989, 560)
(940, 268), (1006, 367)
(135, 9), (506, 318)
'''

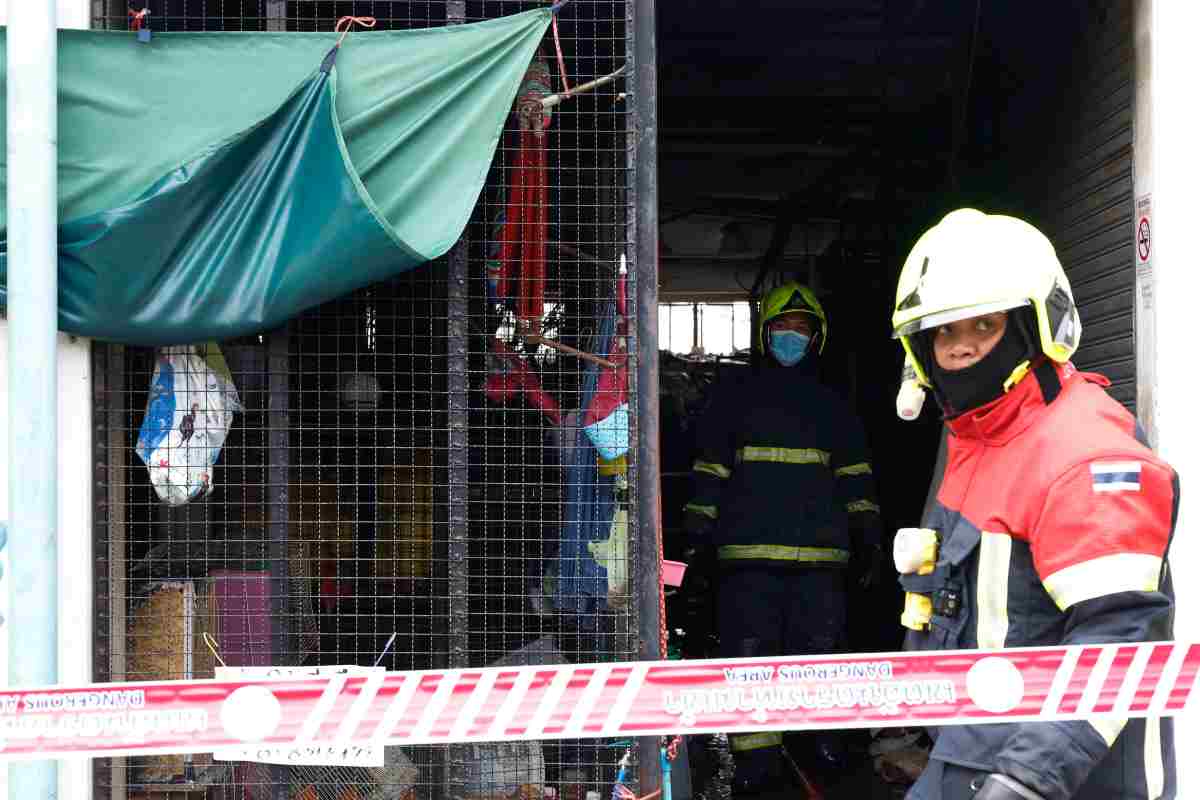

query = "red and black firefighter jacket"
(904, 361), (1178, 800)
(684, 364), (882, 567)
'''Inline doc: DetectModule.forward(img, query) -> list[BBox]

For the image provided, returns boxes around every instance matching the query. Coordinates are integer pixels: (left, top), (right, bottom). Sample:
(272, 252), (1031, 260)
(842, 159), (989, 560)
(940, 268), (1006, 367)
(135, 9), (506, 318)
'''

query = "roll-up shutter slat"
(1033, 0), (1135, 409)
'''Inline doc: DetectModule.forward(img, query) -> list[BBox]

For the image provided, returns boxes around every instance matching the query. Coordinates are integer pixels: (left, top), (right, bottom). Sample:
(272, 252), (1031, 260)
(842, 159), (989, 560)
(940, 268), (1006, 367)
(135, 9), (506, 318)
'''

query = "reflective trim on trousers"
(693, 460), (732, 479)
(717, 544), (850, 564)
(736, 446), (830, 467)
(730, 731), (783, 752)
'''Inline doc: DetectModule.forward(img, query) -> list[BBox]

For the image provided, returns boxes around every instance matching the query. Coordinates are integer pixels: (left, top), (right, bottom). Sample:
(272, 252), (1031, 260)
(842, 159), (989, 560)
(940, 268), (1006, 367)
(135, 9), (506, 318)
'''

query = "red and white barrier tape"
(0, 642), (1196, 762)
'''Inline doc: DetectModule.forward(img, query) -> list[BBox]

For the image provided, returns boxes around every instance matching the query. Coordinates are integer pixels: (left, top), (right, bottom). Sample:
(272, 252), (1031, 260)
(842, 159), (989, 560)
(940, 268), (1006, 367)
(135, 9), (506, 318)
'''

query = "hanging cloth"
(483, 338), (563, 425)
(555, 302), (620, 623)
(0, 10), (553, 344)
(487, 57), (552, 332)
(582, 269), (629, 460)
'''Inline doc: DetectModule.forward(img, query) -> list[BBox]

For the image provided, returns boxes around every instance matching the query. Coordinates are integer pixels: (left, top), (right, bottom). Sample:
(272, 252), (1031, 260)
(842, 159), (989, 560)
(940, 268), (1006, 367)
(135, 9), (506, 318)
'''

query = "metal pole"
(443, 9), (470, 800)
(267, 330), (292, 800)
(95, 343), (128, 800)
(630, 0), (662, 795)
(264, 7), (290, 796)
(6, 1), (59, 799)
(446, 233), (470, 675)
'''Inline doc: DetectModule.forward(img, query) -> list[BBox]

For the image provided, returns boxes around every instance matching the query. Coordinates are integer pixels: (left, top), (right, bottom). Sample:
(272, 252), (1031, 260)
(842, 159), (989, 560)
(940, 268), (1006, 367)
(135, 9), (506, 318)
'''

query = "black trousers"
(717, 566), (848, 657)
(717, 566), (848, 790)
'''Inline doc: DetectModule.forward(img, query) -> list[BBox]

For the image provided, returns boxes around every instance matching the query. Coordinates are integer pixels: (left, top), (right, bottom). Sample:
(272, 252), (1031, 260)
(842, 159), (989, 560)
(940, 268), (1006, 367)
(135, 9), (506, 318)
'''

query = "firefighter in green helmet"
(683, 281), (885, 796)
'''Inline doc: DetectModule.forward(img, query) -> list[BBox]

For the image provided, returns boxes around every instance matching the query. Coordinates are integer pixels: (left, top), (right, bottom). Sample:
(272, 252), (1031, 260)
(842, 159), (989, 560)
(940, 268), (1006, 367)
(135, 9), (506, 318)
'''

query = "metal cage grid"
(89, 2), (638, 799)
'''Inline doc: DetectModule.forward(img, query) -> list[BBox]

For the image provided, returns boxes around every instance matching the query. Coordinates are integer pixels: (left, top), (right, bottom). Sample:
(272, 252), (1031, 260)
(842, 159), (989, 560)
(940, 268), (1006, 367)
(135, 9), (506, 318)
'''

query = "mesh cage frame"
(88, 2), (641, 799)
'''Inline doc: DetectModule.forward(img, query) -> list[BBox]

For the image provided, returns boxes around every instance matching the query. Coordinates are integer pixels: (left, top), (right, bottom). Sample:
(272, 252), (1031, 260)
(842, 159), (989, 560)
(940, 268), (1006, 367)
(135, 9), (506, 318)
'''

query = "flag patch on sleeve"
(1090, 461), (1142, 493)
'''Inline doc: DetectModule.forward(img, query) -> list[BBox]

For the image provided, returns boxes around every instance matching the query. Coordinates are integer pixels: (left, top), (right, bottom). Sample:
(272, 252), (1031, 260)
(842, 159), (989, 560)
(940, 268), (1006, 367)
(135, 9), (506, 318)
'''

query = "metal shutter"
(1033, 0), (1136, 408)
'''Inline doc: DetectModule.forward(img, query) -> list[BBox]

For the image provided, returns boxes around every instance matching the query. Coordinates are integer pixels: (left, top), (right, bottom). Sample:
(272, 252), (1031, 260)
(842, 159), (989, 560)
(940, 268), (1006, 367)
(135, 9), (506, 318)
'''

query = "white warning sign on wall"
(1136, 194), (1153, 309)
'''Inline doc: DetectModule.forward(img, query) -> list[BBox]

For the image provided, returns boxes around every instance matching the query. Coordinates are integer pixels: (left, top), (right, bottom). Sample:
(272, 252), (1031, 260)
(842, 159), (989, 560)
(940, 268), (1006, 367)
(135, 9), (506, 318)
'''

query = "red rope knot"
(334, 16), (377, 48)
(128, 7), (150, 31)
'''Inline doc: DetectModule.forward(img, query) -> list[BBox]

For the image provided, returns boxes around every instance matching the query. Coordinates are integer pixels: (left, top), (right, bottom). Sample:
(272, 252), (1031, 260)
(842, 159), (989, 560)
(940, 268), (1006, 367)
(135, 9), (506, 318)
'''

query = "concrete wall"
(1137, 1), (1200, 795)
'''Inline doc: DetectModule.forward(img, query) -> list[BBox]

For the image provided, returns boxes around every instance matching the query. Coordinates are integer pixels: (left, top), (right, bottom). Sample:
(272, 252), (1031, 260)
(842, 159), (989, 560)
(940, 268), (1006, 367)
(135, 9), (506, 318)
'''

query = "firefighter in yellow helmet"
(682, 282), (884, 795)
(891, 210), (1178, 800)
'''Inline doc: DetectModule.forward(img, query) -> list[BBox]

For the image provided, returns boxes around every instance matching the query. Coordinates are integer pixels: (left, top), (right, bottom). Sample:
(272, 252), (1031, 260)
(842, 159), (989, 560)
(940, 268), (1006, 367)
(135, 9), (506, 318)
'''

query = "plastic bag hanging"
(136, 344), (242, 506)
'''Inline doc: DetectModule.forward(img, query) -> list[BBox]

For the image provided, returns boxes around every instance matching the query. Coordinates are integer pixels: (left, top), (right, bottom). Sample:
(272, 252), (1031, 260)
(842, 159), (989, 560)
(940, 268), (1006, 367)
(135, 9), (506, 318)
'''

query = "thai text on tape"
(0, 642), (1196, 761)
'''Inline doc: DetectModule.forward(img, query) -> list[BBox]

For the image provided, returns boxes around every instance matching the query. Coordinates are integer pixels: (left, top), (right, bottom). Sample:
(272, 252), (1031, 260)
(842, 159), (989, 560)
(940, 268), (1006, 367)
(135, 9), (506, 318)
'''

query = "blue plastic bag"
(136, 344), (242, 505)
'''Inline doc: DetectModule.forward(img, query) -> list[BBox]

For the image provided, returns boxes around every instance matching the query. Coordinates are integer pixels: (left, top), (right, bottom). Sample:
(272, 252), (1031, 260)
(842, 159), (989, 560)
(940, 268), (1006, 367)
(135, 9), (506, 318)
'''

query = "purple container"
(209, 570), (273, 667)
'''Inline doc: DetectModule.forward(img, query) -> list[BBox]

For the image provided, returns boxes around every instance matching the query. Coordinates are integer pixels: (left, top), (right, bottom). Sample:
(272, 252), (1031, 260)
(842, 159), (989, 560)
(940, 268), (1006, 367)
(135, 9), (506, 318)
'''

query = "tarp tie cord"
(334, 15), (377, 48)
(652, 378), (682, 776)
(540, 64), (627, 109)
(201, 632), (227, 668)
(550, 1), (571, 11)
(550, 14), (572, 94)
(658, 538), (682, 767)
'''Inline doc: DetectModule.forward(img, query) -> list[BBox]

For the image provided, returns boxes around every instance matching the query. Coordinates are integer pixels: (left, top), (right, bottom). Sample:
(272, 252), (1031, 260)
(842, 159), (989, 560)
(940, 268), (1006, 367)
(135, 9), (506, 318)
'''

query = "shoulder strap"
(1033, 359), (1062, 405)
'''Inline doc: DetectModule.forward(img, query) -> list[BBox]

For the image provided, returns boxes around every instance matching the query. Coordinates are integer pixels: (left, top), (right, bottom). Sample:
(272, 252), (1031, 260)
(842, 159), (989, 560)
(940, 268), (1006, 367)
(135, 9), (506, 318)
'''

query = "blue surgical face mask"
(769, 330), (811, 366)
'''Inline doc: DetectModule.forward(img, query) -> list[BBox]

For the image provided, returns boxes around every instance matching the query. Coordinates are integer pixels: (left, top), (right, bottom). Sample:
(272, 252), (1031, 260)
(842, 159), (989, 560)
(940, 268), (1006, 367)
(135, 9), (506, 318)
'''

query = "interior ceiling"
(656, 0), (1088, 291)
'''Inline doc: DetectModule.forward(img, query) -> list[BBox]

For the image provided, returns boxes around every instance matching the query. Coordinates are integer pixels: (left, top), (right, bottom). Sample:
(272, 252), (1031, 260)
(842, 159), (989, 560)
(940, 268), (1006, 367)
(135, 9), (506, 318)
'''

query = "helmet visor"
(892, 299), (1030, 339)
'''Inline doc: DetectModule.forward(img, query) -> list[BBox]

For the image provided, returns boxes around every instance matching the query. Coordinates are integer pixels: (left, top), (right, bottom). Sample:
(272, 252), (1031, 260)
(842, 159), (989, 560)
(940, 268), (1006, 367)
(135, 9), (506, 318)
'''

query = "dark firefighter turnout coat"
(904, 361), (1178, 800)
(685, 363), (882, 566)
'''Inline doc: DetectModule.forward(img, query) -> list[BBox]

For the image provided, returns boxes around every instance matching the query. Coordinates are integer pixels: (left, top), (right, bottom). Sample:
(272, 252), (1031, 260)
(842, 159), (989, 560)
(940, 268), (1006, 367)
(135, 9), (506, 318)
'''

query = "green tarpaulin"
(0, 9), (552, 343)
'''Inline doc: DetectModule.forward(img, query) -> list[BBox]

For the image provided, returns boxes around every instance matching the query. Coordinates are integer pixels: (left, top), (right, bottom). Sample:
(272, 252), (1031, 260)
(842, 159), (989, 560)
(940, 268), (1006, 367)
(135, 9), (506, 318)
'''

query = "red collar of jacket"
(945, 360), (1107, 445)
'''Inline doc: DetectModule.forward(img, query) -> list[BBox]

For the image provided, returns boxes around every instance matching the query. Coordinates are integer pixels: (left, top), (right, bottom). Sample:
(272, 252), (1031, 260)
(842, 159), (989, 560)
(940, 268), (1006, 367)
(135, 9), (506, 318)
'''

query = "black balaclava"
(916, 307), (1039, 418)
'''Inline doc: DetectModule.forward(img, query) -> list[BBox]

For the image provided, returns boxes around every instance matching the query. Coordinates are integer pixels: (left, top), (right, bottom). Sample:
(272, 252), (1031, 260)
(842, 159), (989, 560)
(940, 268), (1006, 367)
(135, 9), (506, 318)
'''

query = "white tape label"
(213, 665), (385, 767)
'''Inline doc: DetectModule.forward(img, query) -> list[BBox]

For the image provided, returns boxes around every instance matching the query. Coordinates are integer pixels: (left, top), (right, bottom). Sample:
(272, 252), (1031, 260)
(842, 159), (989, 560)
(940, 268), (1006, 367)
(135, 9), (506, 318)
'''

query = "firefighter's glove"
(971, 774), (1045, 800)
(852, 543), (883, 589)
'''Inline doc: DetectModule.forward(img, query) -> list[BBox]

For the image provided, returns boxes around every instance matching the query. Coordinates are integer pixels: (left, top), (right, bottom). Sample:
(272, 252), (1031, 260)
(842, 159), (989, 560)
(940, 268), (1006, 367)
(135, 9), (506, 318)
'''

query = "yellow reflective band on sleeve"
(846, 500), (881, 514)
(1089, 716), (1128, 748)
(976, 532), (1013, 650)
(1146, 717), (1165, 799)
(730, 732), (783, 752)
(736, 446), (831, 466)
(718, 545), (850, 564)
(1042, 553), (1164, 611)
(835, 462), (872, 477)
(693, 460), (732, 480)
(683, 502), (718, 520)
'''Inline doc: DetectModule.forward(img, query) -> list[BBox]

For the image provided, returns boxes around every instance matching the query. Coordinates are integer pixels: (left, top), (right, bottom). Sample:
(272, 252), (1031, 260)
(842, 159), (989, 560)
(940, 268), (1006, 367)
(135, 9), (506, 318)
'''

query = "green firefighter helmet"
(892, 208), (1081, 386)
(758, 281), (828, 355)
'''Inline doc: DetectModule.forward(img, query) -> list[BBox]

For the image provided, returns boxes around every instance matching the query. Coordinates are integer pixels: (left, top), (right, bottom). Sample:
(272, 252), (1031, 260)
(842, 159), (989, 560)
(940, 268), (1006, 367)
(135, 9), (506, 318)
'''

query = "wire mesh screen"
(91, 2), (636, 800)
